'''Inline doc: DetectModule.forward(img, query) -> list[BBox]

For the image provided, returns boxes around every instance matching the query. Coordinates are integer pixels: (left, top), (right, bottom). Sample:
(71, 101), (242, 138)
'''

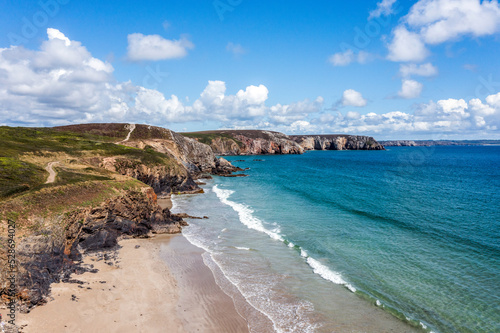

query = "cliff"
(0, 124), (383, 314)
(182, 130), (304, 155)
(55, 124), (240, 178)
(291, 135), (385, 151)
(0, 124), (240, 312)
(380, 140), (500, 146)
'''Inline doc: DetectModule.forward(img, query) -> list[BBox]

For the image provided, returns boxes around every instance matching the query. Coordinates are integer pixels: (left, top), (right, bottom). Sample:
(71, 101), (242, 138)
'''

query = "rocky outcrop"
(55, 123), (240, 177)
(379, 140), (417, 147)
(291, 135), (385, 151)
(96, 157), (200, 196)
(90, 124), (241, 177)
(0, 188), (185, 311)
(184, 130), (304, 155)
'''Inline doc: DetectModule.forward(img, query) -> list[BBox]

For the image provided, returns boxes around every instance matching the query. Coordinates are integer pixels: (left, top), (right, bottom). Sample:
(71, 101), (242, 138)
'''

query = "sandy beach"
(17, 234), (248, 333)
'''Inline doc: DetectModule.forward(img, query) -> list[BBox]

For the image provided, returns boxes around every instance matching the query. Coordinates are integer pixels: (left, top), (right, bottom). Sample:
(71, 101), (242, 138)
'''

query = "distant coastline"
(379, 139), (500, 147)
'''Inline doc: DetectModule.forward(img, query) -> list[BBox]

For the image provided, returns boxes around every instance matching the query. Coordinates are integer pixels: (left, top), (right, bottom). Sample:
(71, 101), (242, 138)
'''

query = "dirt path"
(45, 161), (59, 184)
(116, 123), (136, 144)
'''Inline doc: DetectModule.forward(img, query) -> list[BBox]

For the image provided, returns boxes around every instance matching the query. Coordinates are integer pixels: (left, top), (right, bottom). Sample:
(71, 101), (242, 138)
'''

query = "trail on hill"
(116, 123), (136, 144)
(45, 161), (60, 184)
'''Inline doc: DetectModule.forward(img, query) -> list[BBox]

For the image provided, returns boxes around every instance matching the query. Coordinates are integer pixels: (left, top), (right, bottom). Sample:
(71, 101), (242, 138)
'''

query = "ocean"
(171, 146), (500, 333)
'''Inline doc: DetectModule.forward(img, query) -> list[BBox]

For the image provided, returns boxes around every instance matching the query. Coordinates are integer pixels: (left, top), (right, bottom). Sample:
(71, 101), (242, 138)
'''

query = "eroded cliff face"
(114, 125), (239, 177)
(188, 130), (304, 155)
(95, 156), (201, 196)
(0, 123), (244, 317)
(291, 135), (385, 151)
(0, 188), (186, 311)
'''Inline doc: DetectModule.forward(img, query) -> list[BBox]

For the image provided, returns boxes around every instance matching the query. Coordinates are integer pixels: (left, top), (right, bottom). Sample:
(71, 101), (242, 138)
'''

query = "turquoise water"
(172, 146), (500, 333)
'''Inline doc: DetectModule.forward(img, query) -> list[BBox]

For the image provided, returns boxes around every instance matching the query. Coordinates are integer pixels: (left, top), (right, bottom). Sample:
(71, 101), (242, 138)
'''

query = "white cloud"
(342, 89), (368, 107)
(407, 0), (500, 44)
(329, 50), (354, 66)
(398, 79), (423, 99)
(226, 42), (247, 56)
(387, 26), (429, 62)
(269, 97), (324, 124)
(0, 28), (499, 140)
(47, 28), (71, 46)
(400, 63), (438, 77)
(369, 0), (398, 19)
(387, 0), (500, 62)
(127, 33), (194, 61)
(329, 50), (374, 66)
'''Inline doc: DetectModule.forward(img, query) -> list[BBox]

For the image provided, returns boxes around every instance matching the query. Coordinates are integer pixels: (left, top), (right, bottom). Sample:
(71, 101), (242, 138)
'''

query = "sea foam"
(213, 185), (284, 242)
(213, 185), (357, 293)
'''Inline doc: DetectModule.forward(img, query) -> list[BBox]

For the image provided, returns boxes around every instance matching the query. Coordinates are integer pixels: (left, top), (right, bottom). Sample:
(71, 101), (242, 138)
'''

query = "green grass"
(0, 157), (46, 198)
(182, 132), (243, 147)
(0, 126), (170, 163)
(0, 126), (177, 200)
(53, 168), (113, 185)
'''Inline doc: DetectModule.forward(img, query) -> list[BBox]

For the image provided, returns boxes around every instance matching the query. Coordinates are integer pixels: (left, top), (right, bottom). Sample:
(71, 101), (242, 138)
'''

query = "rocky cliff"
(0, 188), (186, 311)
(182, 130), (304, 155)
(0, 123), (243, 314)
(291, 135), (385, 151)
(55, 123), (240, 178)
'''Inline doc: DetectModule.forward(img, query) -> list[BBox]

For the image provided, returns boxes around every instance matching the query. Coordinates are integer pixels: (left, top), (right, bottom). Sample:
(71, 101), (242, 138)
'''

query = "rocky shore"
(0, 123), (385, 331)
(0, 123), (242, 318)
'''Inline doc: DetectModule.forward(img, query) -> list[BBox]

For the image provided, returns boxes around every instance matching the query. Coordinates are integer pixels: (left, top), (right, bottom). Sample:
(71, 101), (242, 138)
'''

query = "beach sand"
(17, 234), (248, 332)
(157, 197), (172, 210)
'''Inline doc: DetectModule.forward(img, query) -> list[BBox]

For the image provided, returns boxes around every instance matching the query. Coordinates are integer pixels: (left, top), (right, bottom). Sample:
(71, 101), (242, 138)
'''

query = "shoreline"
(16, 233), (248, 332)
(173, 179), (426, 333)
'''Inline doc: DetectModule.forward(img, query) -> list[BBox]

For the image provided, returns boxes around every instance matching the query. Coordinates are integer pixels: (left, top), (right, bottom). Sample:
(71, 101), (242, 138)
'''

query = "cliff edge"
(182, 130), (304, 155)
(291, 134), (385, 151)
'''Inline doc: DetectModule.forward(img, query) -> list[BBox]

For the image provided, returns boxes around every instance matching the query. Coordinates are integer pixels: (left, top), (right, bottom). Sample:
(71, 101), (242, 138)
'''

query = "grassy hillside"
(180, 129), (298, 148)
(53, 123), (173, 140)
(0, 126), (174, 200)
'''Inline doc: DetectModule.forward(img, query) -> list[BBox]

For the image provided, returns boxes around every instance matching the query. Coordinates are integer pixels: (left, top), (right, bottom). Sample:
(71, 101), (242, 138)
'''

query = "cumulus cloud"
(400, 63), (438, 77)
(407, 0), (500, 44)
(387, 26), (429, 62)
(269, 97), (324, 124)
(127, 33), (194, 61)
(329, 50), (373, 66)
(341, 89), (368, 107)
(292, 95), (499, 138)
(1, 28), (499, 140)
(398, 79), (423, 99)
(47, 28), (71, 46)
(226, 42), (247, 56)
(369, 0), (398, 19)
(387, 0), (500, 62)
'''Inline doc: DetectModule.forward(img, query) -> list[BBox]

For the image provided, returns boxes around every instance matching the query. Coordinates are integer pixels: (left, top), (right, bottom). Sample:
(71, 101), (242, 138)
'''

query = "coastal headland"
(0, 123), (384, 332)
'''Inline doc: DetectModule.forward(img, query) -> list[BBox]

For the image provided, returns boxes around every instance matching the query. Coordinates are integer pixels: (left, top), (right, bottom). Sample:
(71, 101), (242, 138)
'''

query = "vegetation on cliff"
(0, 124), (218, 311)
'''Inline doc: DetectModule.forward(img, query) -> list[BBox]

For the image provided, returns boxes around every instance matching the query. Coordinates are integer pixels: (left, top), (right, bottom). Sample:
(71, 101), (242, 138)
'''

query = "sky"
(0, 0), (500, 139)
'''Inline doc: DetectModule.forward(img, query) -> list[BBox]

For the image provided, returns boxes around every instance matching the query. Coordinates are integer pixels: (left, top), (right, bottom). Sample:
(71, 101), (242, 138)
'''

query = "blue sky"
(0, 0), (499, 139)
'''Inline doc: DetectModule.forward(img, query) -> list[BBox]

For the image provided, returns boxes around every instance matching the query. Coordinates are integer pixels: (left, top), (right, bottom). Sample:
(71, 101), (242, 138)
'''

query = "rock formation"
(291, 135), (385, 151)
(183, 130), (304, 155)
(0, 123), (386, 314)
(379, 140), (418, 147)
(3, 188), (185, 311)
